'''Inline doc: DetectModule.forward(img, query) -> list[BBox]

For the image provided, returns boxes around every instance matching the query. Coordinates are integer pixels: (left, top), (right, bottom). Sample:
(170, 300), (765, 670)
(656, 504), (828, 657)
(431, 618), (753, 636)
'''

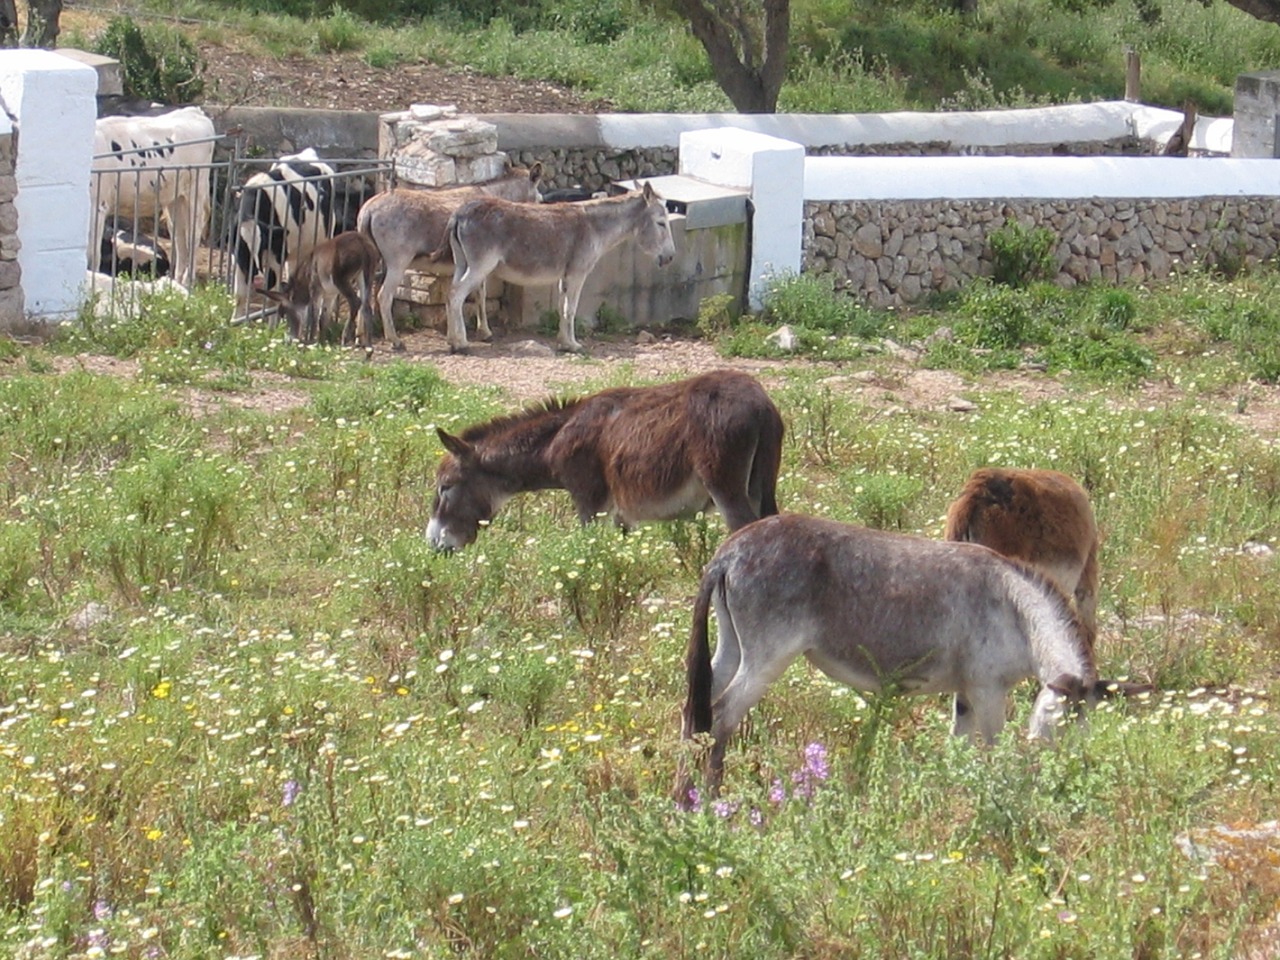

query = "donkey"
(433, 182), (677, 354)
(427, 370), (783, 551)
(945, 467), (1100, 651)
(261, 231), (381, 349)
(356, 164), (543, 352)
(677, 514), (1144, 801)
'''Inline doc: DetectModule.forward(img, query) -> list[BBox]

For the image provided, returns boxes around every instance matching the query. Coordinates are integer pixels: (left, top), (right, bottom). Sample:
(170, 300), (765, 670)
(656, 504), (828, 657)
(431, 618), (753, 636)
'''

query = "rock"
(635, 330), (656, 345)
(947, 396), (978, 412)
(68, 601), (111, 633)
(510, 339), (556, 358)
(765, 325), (799, 352)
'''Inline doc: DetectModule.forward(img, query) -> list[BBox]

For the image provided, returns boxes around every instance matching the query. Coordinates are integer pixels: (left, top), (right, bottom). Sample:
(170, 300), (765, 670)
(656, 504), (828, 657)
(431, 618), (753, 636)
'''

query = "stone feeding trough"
(379, 105), (752, 335)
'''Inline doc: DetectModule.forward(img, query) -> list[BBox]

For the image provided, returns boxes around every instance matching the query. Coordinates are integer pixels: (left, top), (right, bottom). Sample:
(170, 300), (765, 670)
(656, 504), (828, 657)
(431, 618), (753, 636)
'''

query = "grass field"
(3, 269), (1280, 956)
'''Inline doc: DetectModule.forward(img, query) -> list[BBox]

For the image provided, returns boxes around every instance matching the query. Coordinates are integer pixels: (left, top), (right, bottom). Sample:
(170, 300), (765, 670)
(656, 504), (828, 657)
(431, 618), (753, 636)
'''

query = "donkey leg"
(952, 687), (1008, 745)
(705, 648), (795, 796)
(376, 254), (410, 352)
(556, 275), (588, 353)
(1075, 541), (1100, 651)
(447, 265), (489, 354)
(473, 280), (493, 342)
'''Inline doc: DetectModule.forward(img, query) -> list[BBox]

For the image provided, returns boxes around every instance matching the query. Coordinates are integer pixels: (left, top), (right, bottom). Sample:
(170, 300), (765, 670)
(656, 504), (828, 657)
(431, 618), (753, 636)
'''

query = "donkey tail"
(752, 404), (785, 519)
(427, 210), (460, 263)
(682, 568), (719, 737)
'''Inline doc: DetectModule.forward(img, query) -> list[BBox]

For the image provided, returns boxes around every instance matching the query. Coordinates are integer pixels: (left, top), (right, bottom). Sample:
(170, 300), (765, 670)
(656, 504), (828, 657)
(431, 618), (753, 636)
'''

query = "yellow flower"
(151, 681), (171, 699)
(145, 828), (164, 841)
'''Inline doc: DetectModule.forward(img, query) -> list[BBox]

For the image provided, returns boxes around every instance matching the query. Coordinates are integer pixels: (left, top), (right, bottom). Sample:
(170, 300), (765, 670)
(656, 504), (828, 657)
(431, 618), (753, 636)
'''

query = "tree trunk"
(0, 0), (19, 47)
(22, 0), (62, 47)
(955, 0), (979, 13)
(1223, 0), (1280, 24)
(670, 0), (791, 114)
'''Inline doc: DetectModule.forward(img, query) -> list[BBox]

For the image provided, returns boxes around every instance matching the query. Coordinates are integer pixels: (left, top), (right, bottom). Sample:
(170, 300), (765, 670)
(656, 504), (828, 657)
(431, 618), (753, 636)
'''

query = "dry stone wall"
(805, 196), (1280, 306)
(0, 130), (20, 327)
(505, 146), (676, 192)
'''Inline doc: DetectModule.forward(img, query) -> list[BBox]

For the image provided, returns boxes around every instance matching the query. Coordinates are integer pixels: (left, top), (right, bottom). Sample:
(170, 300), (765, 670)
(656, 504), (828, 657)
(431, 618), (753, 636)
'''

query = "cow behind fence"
(90, 106), (218, 288)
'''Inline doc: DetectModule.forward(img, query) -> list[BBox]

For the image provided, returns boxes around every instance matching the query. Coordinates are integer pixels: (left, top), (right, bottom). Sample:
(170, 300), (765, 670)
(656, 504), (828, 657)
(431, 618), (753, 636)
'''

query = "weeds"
(5, 268), (1280, 956)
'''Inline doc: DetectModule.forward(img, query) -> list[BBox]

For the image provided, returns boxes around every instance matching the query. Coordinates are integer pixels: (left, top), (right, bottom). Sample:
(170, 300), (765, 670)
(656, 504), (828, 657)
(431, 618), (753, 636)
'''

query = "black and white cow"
(98, 216), (171, 279)
(231, 148), (341, 323)
(91, 107), (215, 289)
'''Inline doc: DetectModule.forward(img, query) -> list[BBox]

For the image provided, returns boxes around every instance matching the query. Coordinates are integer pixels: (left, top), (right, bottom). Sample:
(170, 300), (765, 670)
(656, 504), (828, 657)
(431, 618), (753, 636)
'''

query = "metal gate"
(89, 133), (391, 313)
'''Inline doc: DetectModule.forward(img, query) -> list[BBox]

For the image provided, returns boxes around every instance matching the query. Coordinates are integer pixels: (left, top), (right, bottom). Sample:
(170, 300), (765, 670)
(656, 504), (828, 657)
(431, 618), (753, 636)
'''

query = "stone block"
(396, 151), (456, 187)
(455, 153), (509, 184)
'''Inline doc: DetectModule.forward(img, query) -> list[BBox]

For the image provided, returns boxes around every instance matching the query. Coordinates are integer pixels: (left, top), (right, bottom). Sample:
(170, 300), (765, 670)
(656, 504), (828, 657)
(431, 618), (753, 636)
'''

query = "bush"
(989, 218), (1057, 288)
(93, 17), (205, 105)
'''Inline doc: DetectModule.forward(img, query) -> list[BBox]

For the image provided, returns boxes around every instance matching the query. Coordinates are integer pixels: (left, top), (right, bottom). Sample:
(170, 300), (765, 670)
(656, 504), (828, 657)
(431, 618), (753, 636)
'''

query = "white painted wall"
(0, 50), (97, 321)
(804, 155), (1280, 201)
(494, 101), (1230, 155)
(681, 128), (804, 309)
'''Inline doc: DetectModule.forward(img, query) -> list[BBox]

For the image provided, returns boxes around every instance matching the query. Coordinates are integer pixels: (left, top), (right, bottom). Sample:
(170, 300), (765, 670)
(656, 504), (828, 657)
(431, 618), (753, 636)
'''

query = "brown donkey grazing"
(676, 514), (1147, 802)
(433, 182), (677, 354)
(945, 468), (1100, 650)
(261, 231), (380, 348)
(427, 370), (783, 551)
(356, 163), (543, 351)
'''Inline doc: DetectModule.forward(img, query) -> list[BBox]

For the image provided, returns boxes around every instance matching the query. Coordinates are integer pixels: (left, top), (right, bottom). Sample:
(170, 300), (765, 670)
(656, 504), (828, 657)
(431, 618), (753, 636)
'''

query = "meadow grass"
(108, 0), (1280, 114)
(4, 268), (1280, 957)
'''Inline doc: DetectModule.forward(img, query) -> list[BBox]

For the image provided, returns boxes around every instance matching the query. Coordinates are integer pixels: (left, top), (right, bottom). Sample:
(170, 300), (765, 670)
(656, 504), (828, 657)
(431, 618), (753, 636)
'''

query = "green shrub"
(989, 218), (1058, 288)
(93, 17), (205, 104)
(314, 4), (366, 51)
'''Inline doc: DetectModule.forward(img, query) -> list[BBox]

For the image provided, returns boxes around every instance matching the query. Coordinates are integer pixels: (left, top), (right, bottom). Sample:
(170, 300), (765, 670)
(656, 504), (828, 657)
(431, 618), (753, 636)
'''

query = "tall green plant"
(989, 218), (1057, 287)
(93, 17), (205, 104)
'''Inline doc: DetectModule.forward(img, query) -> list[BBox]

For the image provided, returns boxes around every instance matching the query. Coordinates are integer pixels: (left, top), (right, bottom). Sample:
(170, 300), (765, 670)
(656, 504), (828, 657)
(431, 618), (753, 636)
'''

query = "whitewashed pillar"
(0, 50), (97, 321)
(679, 128), (804, 309)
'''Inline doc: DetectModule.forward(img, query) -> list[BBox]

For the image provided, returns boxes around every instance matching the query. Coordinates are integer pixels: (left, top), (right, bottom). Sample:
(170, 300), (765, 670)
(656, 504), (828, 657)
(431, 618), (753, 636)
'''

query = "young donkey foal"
(435, 182), (677, 353)
(945, 468), (1100, 650)
(678, 514), (1133, 801)
(427, 370), (783, 551)
(261, 231), (380, 348)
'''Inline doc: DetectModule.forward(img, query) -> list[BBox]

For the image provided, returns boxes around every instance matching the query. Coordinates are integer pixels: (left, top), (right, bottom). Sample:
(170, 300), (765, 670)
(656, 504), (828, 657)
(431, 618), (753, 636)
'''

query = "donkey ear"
(1046, 673), (1087, 701)
(528, 161), (543, 184)
(641, 180), (655, 201)
(436, 428), (474, 460)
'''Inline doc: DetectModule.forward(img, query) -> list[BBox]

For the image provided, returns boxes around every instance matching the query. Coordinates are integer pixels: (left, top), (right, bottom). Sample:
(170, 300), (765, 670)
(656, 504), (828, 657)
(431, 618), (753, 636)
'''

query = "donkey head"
(427, 429), (515, 551)
(1029, 673), (1155, 740)
(635, 181), (676, 268)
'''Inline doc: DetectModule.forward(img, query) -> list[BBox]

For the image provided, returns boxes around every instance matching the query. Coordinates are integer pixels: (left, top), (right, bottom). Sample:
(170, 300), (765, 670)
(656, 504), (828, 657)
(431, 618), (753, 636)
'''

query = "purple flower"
(93, 899), (113, 922)
(282, 779), (301, 807)
(803, 742), (830, 780)
(711, 798), (739, 819)
(769, 778), (786, 805)
(685, 787), (702, 812)
(790, 742), (831, 799)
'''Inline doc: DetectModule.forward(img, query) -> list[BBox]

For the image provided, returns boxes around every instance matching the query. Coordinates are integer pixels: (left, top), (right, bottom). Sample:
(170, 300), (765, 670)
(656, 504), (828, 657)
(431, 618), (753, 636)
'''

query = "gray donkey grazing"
(677, 514), (1148, 802)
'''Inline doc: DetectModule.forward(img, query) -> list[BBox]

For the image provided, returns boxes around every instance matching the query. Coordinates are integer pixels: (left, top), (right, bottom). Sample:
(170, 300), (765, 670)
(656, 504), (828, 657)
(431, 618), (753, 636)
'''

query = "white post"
(679, 127), (804, 310)
(0, 50), (97, 321)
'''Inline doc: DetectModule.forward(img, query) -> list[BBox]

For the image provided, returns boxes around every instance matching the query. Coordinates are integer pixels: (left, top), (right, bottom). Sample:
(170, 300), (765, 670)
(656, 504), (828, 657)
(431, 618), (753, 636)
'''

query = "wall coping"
(483, 101), (1230, 153)
(804, 155), (1280, 201)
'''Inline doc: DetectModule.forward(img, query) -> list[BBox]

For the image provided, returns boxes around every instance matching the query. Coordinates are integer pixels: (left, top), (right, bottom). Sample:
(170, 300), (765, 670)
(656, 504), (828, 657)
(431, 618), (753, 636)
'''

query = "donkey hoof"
(363, 347), (375, 362)
(557, 342), (588, 356)
(448, 343), (471, 356)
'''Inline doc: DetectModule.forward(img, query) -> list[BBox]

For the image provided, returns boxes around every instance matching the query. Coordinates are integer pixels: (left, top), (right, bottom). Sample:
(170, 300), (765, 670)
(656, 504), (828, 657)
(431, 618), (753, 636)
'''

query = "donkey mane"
(457, 395), (586, 445)
(1001, 556), (1095, 679)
